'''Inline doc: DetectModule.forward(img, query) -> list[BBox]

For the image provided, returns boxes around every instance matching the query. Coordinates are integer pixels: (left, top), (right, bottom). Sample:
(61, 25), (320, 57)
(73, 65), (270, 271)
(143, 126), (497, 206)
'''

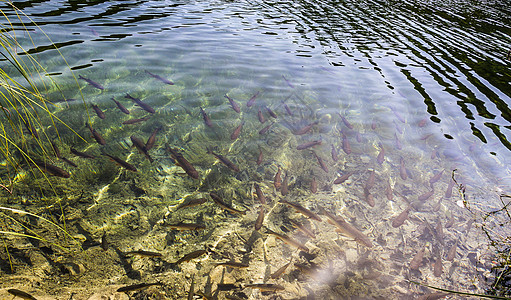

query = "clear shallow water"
(0, 0), (510, 298)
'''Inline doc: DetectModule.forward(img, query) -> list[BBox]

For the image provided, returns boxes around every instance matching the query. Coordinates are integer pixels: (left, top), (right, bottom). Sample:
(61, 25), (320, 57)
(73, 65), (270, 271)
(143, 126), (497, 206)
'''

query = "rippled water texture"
(0, 0), (510, 299)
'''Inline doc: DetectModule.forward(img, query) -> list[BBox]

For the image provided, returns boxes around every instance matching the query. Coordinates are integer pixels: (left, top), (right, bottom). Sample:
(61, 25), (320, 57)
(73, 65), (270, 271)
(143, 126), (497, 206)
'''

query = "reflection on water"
(0, 0), (510, 298)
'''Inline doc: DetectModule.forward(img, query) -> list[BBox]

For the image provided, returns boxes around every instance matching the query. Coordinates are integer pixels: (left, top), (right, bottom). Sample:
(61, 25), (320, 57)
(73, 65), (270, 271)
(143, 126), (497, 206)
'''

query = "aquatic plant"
(0, 3), (86, 271)
(0, 3), (87, 187)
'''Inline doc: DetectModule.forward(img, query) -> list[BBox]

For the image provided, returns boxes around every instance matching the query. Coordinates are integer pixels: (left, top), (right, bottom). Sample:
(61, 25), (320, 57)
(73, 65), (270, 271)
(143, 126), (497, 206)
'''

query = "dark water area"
(0, 0), (510, 299)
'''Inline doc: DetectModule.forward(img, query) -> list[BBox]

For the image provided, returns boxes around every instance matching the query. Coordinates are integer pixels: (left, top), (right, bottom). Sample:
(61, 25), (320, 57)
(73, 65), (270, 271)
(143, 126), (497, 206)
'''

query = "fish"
(385, 180), (393, 201)
(282, 101), (293, 115)
(391, 206), (410, 228)
(365, 169), (376, 190)
(49, 142), (61, 159)
(145, 126), (161, 151)
(258, 123), (273, 135)
(131, 136), (154, 163)
(256, 148), (263, 165)
(429, 169), (444, 186)
(270, 261), (291, 279)
(339, 114), (353, 129)
(101, 232), (108, 251)
(225, 95), (241, 113)
(296, 140), (322, 150)
(117, 282), (162, 292)
(122, 116), (151, 125)
(216, 284), (240, 291)
(167, 147), (199, 179)
(319, 207), (373, 248)
(175, 249), (207, 264)
(421, 133), (433, 140)
(418, 118), (428, 127)
(125, 93), (155, 114)
(281, 174), (289, 196)
(145, 70), (174, 85)
(245, 284), (285, 292)
(431, 149), (439, 159)
(255, 206), (265, 230)
(7, 289), (38, 300)
(446, 240), (458, 261)
(230, 121), (244, 140)
(363, 188), (375, 207)
(331, 145), (339, 162)
(394, 121), (404, 135)
(33, 160), (70, 178)
(333, 172), (353, 184)
(199, 107), (213, 127)
(86, 123), (106, 145)
(265, 106), (277, 118)
(21, 117), (39, 139)
(254, 183), (266, 204)
(464, 219), (474, 234)
(216, 261), (249, 268)
(312, 151), (328, 173)
(70, 148), (95, 159)
(188, 275), (195, 300)
(257, 107), (266, 123)
(409, 246), (425, 270)
(89, 27), (99, 36)
(394, 133), (402, 150)
(124, 250), (162, 257)
(310, 177), (317, 193)
(445, 178), (455, 199)
(78, 75), (104, 90)
(417, 292), (449, 300)
(418, 189), (434, 201)
(274, 167), (282, 190)
(209, 151), (240, 172)
(435, 220), (445, 245)
(371, 120), (377, 130)
(282, 75), (294, 88)
(91, 104), (105, 119)
(399, 158), (407, 180)
(356, 132), (362, 142)
(280, 200), (322, 222)
(101, 152), (137, 172)
(295, 263), (321, 280)
(247, 91), (260, 107)
(111, 97), (130, 114)
(393, 109), (405, 123)
(175, 198), (207, 211)
(289, 219), (316, 239)
(376, 143), (385, 164)
(445, 215), (455, 228)
(434, 256), (443, 277)
(60, 157), (77, 168)
(342, 133), (351, 154)
(163, 222), (206, 231)
(266, 229), (309, 252)
(293, 120), (318, 135)
(209, 192), (245, 214)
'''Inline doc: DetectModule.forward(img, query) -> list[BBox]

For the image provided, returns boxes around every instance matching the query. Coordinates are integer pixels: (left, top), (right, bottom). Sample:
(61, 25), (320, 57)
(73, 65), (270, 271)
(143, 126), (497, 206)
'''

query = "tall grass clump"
(0, 3), (85, 272)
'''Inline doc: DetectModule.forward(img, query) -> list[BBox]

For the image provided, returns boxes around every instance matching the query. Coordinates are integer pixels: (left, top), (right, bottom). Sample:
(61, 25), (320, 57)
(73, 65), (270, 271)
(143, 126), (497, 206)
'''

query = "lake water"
(0, 0), (510, 299)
